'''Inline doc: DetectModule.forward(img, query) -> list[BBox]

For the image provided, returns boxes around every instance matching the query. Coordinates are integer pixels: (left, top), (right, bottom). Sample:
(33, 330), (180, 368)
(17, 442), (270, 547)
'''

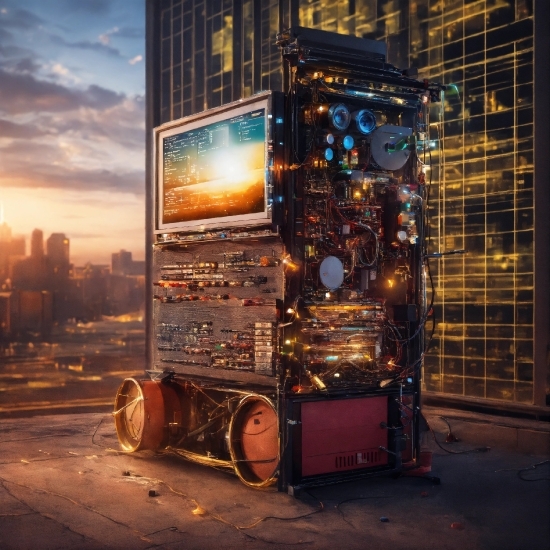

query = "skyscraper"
(46, 233), (70, 267)
(111, 249), (134, 276)
(146, 0), (549, 410)
(30, 229), (44, 259)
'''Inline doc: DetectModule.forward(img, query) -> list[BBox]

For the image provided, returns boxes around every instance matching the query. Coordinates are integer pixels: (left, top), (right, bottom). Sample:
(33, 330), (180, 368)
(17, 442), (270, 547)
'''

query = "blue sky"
(0, 0), (145, 265)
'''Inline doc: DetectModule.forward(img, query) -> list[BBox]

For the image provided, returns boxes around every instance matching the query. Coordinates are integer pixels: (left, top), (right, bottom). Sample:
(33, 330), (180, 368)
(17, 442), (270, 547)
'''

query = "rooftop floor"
(0, 410), (548, 549)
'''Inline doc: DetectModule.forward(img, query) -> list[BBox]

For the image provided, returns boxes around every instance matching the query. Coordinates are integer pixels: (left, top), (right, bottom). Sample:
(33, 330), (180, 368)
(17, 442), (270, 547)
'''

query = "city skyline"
(0, 218), (141, 268)
(0, 0), (146, 266)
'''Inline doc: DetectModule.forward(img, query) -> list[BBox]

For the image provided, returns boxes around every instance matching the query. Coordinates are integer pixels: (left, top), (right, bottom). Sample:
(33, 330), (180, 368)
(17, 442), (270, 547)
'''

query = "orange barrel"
(113, 378), (181, 451)
(229, 394), (279, 488)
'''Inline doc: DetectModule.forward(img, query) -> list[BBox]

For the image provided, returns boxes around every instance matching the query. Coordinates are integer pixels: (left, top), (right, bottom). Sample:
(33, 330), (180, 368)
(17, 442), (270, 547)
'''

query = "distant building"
(12, 249), (48, 292)
(30, 229), (44, 259)
(47, 233), (70, 267)
(111, 250), (133, 275)
(111, 249), (145, 276)
(0, 291), (12, 339)
(7, 237), (25, 257)
(0, 221), (11, 242)
(0, 222), (25, 257)
(2, 228), (145, 333)
(0, 222), (25, 285)
(5, 290), (53, 337)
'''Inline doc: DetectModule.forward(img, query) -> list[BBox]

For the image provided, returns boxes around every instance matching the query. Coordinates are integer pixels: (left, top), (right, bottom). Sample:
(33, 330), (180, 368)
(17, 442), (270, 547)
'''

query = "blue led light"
(354, 109), (377, 134)
(325, 148), (334, 161)
(343, 135), (354, 150)
(328, 104), (351, 131)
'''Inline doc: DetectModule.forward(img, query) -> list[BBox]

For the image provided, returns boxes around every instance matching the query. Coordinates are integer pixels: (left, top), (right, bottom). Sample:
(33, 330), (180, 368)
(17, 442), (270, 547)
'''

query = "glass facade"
(148, 0), (548, 406)
(157, 0), (283, 123)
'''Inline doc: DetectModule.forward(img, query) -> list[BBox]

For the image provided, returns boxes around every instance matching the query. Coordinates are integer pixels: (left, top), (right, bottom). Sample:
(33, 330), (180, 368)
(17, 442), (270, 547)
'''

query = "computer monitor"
(155, 93), (272, 233)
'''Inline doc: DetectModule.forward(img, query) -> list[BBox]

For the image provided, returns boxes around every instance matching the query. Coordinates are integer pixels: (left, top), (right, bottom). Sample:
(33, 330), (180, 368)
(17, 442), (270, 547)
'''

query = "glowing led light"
(286, 308), (295, 315)
(326, 133), (335, 145)
(284, 339), (291, 345)
(343, 135), (354, 150)
(282, 256), (298, 270)
(387, 280), (395, 288)
(324, 148), (334, 161)
(353, 109), (377, 134)
(325, 292), (331, 298)
(397, 230), (408, 242)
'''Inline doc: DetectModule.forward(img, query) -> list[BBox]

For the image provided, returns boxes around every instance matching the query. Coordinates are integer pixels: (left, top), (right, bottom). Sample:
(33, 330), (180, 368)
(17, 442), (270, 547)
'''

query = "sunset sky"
(0, 0), (145, 266)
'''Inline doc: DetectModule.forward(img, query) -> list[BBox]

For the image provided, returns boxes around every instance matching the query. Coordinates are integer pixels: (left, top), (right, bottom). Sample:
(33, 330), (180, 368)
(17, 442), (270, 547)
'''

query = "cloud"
(0, 98), (145, 195)
(0, 7), (44, 31)
(56, 0), (111, 15)
(0, 153), (144, 195)
(14, 57), (41, 74)
(0, 69), (125, 114)
(0, 118), (50, 138)
(51, 63), (69, 76)
(0, 26), (13, 42)
(49, 34), (121, 57)
(41, 96), (145, 150)
(0, 44), (36, 61)
(85, 84), (125, 109)
(115, 26), (144, 39)
(0, 69), (79, 113)
(128, 55), (142, 65)
(98, 26), (119, 45)
(0, 55), (42, 74)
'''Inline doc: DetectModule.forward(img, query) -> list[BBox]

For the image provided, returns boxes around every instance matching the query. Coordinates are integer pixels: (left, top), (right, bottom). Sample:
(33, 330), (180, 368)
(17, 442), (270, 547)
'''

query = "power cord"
(517, 460), (550, 482)
(422, 413), (490, 454)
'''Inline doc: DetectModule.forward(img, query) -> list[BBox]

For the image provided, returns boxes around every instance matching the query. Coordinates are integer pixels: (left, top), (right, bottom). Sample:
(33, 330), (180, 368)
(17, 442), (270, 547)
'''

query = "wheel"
(113, 378), (180, 451)
(229, 394), (279, 488)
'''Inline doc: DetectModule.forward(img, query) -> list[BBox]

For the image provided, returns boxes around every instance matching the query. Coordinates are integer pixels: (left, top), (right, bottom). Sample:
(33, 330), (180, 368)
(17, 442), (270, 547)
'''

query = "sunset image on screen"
(161, 108), (266, 227)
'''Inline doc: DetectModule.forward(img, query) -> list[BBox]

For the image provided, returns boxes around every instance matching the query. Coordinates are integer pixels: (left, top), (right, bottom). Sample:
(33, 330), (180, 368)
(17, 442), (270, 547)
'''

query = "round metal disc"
(370, 124), (413, 170)
(319, 256), (344, 290)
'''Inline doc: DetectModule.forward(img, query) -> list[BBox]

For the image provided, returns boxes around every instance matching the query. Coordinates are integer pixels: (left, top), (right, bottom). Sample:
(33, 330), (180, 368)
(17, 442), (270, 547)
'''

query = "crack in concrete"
(0, 475), (153, 544)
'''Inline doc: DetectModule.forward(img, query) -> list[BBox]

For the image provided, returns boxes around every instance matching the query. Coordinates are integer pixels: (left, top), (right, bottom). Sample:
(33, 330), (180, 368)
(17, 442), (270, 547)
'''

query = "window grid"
(156, 0), (535, 404)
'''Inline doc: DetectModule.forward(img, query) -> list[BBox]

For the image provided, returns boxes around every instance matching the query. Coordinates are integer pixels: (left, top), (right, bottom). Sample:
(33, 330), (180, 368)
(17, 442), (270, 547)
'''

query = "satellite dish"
(319, 256), (344, 290)
(370, 124), (413, 170)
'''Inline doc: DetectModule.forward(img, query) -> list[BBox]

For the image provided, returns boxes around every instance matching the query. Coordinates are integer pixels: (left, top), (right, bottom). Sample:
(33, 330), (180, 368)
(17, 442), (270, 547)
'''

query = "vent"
(335, 450), (380, 469)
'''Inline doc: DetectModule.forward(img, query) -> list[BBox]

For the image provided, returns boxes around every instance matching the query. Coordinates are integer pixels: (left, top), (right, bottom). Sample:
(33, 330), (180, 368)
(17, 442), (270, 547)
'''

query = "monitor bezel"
(154, 92), (273, 234)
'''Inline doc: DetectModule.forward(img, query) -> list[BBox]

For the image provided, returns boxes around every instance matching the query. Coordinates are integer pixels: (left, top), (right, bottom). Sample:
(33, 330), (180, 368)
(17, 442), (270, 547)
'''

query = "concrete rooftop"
(0, 409), (548, 550)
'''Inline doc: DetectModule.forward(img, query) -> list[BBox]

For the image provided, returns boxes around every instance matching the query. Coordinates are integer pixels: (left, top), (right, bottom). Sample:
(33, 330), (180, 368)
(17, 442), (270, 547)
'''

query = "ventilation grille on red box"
(335, 450), (381, 469)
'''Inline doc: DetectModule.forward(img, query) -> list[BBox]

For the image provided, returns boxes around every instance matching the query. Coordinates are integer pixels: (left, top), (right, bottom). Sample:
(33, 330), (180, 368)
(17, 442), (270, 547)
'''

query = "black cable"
(336, 495), (395, 526)
(422, 413), (490, 454)
(517, 460), (550, 482)
(91, 413), (112, 448)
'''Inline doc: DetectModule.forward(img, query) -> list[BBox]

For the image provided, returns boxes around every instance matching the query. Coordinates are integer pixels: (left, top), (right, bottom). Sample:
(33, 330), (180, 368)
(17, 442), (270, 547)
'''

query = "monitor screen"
(155, 95), (271, 233)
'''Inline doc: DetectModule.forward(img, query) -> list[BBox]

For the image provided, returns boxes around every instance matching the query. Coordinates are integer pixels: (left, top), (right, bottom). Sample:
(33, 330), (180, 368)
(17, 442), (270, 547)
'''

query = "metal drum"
(113, 378), (181, 452)
(229, 394), (279, 488)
